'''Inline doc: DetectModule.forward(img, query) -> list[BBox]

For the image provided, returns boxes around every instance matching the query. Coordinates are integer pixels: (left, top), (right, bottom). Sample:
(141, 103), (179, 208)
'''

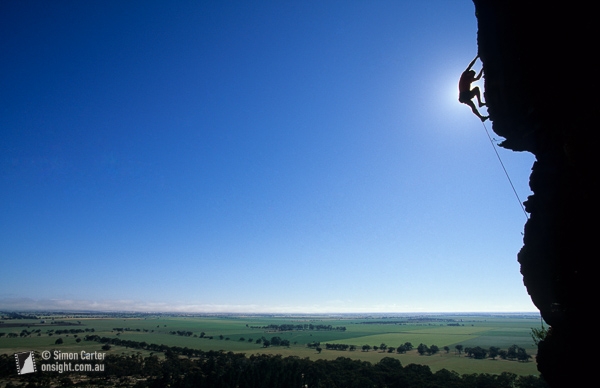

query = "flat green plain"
(0, 313), (542, 376)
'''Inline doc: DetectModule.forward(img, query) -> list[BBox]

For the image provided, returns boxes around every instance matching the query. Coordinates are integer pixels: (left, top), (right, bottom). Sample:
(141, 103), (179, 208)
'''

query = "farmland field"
(0, 312), (542, 376)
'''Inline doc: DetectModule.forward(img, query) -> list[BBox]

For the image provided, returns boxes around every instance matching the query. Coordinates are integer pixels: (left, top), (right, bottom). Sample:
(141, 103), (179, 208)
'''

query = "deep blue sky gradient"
(1, 1), (536, 313)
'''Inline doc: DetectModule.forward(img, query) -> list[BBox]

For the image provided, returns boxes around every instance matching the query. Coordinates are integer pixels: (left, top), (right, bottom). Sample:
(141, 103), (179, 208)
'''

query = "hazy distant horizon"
(0, 297), (538, 315)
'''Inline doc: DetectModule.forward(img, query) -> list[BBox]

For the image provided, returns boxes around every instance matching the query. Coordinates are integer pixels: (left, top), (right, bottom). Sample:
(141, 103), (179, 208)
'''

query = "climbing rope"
(481, 120), (529, 220)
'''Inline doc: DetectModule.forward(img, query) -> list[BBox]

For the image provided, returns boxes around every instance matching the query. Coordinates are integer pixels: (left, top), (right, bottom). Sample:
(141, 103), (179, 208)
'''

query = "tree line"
(307, 341), (532, 363)
(309, 342), (414, 354)
(252, 323), (347, 331)
(0, 351), (548, 388)
(459, 344), (532, 362)
(0, 328), (95, 338)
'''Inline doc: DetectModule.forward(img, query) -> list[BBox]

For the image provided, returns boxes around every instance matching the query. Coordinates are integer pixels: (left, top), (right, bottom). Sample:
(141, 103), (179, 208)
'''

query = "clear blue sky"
(1, 1), (536, 313)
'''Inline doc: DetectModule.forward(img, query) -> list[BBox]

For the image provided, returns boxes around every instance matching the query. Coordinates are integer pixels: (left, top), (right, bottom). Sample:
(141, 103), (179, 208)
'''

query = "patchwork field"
(0, 312), (542, 376)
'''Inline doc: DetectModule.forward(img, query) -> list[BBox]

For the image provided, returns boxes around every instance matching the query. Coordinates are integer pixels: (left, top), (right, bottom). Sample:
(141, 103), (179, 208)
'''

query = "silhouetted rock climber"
(458, 55), (488, 122)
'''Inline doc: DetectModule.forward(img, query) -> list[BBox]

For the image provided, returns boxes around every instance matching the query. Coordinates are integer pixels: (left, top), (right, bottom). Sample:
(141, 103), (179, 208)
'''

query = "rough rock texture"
(473, 1), (596, 386)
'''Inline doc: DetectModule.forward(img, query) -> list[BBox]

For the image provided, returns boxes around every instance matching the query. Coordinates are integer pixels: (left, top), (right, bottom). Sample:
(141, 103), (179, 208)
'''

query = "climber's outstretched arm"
(465, 55), (478, 72)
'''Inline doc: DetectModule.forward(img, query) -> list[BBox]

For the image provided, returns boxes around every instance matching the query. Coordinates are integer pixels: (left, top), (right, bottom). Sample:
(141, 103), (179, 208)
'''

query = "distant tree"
(507, 344), (519, 360)
(270, 336), (282, 346)
(498, 349), (508, 360)
(75, 338), (81, 343)
(488, 346), (500, 360)
(443, 346), (450, 353)
(466, 346), (487, 359)
(379, 343), (387, 352)
(417, 343), (429, 356)
(262, 339), (270, 348)
(404, 342), (413, 351)
(219, 335), (224, 340)
(387, 347), (395, 353)
(101, 344), (111, 351)
(55, 337), (63, 345)
(428, 345), (439, 355)
(316, 347), (322, 354)
(349, 345), (357, 351)
(455, 344), (463, 355)
(362, 345), (371, 352)
(517, 347), (532, 362)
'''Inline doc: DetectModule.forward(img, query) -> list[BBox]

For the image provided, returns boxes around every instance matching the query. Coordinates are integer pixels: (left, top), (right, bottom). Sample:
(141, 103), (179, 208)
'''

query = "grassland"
(0, 312), (542, 376)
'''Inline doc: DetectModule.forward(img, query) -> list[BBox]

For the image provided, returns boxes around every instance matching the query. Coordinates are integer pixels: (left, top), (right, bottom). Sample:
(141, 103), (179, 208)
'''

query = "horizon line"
(0, 309), (540, 315)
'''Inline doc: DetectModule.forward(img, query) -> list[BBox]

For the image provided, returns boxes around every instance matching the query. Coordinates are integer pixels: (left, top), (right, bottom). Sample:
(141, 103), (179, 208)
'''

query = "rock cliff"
(473, 1), (596, 386)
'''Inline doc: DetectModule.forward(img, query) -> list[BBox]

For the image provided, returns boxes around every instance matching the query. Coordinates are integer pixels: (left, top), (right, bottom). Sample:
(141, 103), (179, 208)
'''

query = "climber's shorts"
(458, 91), (473, 103)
